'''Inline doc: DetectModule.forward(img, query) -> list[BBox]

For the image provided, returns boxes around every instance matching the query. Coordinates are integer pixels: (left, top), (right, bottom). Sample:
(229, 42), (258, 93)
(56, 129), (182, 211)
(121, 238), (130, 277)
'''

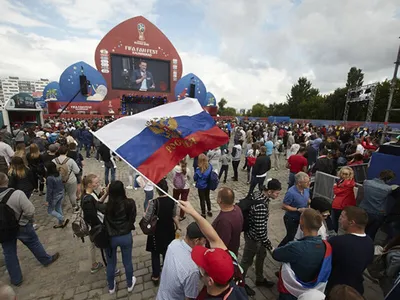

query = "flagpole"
(90, 130), (180, 204)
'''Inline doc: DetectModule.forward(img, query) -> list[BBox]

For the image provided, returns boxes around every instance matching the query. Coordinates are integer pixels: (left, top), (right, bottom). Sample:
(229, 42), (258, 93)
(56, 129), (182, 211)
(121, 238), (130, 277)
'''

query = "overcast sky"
(0, 0), (399, 109)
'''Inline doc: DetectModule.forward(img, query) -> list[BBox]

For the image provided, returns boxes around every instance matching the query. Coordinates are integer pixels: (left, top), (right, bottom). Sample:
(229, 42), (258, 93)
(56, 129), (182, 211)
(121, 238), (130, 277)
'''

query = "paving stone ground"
(0, 150), (384, 300)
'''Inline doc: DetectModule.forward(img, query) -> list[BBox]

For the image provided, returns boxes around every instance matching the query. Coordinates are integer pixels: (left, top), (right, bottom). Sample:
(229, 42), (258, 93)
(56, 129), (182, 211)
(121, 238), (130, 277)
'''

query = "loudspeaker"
(79, 75), (88, 95)
(189, 83), (195, 98)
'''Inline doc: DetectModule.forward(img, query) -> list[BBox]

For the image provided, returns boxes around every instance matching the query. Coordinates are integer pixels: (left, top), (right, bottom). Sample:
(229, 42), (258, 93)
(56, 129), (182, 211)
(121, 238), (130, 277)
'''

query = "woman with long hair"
(26, 143), (45, 195)
(146, 179), (179, 285)
(81, 174), (108, 274)
(104, 181), (137, 294)
(331, 166), (356, 233)
(172, 159), (191, 221)
(44, 161), (69, 228)
(14, 143), (28, 167)
(8, 156), (36, 198)
(194, 154), (213, 218)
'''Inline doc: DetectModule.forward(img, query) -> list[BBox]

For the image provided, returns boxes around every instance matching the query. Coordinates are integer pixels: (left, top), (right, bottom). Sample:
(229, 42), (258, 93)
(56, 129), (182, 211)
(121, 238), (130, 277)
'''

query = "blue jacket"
(194, 164), (212, 189)
(81, 130), (93, 146)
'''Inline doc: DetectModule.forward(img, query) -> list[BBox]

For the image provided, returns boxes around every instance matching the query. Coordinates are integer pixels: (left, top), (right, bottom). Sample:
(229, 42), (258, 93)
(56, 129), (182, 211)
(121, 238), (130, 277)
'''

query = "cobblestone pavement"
(0, 154), (384, 300)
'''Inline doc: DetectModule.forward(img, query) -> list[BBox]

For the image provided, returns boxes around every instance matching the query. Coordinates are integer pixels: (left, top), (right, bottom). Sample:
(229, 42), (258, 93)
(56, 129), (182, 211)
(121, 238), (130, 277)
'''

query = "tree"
(346, 67), (364, 89)
(222, 107), (237, 116)
(250, 103), (268, 117)
(286, 77), (320, 117)
(218, 98), (227, 111)
(373, 79), (400, 122)
(325, 88), (348, 120)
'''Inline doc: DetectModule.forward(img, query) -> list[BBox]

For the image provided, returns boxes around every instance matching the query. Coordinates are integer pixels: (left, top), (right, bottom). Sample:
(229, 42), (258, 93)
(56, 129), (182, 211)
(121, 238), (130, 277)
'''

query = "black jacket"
(81, 193), (106, 227)
(9, 168), (37, 194)
(252, 155), (271, 176)
(105, 199), (136, 237)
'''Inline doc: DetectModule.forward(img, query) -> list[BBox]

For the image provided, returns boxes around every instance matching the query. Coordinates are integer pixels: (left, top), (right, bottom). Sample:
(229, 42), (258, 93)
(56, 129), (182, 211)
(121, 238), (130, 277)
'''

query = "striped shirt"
(245, 191), (273, 251)
(156, 239), (200, 300)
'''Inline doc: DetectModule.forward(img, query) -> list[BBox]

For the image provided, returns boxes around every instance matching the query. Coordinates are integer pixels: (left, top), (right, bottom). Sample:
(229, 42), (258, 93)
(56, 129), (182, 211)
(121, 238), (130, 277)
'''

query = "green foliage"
(250, 103), (268, 117)
(346, 67), (364, 89)
(217, 98), (237, 116)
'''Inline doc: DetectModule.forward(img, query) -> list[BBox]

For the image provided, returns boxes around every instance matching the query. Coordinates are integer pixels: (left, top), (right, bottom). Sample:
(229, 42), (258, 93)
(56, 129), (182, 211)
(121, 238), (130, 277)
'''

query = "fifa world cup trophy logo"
(137, 23), (146, 41)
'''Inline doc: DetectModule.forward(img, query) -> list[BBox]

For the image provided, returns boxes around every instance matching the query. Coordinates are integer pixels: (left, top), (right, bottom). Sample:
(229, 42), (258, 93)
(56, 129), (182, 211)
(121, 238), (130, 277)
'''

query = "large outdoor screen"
(111, 54), (170, 92)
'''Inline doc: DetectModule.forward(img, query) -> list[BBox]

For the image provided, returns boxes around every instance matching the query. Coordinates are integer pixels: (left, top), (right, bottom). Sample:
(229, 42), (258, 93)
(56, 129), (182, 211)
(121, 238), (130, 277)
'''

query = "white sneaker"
(126, 185), (133, 190)
(109, 280), (117, 294)
(128, 276), (137, 293)
(33, 224), (39, 230)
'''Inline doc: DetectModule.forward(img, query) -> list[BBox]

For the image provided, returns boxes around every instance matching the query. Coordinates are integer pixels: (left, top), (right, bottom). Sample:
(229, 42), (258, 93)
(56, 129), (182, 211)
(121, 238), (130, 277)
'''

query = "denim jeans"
(232, 161), (240, 180)
(365, 212), (385, 242)
(105, 233), (134, 290)
(85, 144), (91, 158)
(219, 165), (229, 182)
(288, 172), (296, 188)
(198, 189), (211, 215)
(95, 146), (100, 160)
(331, 208), (342, 233)
(278, 215), (300, 247)
(1, 223), (53, 285)
(247, 176), (266, 197)
(48, 194), (64, 224)
(104, 166), (116, 186)
(144, 190), (154, 211)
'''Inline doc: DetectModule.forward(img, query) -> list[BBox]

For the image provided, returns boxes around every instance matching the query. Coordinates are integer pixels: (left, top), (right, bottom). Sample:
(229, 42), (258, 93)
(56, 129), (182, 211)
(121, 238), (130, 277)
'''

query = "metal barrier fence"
(313, 171), (363, 204)
(349, 163), (368, 184)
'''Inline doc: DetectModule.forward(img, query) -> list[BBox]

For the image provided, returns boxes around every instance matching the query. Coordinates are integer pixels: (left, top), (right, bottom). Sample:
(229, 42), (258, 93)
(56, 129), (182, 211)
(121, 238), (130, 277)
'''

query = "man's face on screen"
(140, 62), (147, 72)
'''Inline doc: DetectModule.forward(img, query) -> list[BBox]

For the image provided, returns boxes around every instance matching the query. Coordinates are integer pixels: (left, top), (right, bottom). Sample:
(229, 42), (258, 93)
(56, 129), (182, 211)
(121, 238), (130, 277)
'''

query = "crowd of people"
(0, 117), (399, 300)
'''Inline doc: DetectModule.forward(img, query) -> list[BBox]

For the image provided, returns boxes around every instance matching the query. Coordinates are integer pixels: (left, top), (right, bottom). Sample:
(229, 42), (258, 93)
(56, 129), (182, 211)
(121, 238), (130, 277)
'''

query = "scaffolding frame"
(343, 82), (378, 122)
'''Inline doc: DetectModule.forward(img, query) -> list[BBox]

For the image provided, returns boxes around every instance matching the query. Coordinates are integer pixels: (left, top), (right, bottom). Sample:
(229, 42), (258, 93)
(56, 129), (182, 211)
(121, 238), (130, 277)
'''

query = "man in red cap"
(192, 247), (247, 299)
(179, 201), (248, 299)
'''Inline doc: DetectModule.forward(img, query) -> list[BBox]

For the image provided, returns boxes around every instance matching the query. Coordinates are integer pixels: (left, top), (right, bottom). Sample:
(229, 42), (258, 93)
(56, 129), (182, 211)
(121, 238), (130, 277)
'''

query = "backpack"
(57, 136), (68, 146)
(71, 208), (89, 242)
(69, 151), (82, 170)
(173, 172), (186, 189)
(55, 157), (71, 183)
(207, 169), (219, 191)
(0, 189), (21, 243)
(237, 194), (264, 232)
(139, 199), (159, 235)
(367, 246), (400, 279)
(89, 224), (110, 249)
(247, 156), (256, 167)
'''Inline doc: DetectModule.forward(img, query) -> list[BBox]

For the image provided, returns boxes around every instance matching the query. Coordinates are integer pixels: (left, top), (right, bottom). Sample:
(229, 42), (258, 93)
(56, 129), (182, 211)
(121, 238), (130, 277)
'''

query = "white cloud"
(0, 25), (97, 79)
(195, 0), (400, 100)
(0, 0), (52, 27)
(180, 51), (292, 109)
(43, 0), (158, 36)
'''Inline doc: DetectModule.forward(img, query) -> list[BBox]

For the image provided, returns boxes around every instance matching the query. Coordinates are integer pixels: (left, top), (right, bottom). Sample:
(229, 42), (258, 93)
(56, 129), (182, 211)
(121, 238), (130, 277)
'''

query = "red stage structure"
(94, 16), (183, 111)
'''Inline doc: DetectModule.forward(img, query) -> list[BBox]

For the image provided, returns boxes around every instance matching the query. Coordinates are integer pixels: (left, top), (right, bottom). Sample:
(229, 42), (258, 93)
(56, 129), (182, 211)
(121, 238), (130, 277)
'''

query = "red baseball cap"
(191, 246), (234, 285)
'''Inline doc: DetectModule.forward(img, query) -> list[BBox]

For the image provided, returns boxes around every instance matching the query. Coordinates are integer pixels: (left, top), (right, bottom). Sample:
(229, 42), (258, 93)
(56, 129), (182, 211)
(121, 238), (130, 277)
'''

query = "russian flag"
(278, 240), (332, 297)
(93, 98), (229, 183)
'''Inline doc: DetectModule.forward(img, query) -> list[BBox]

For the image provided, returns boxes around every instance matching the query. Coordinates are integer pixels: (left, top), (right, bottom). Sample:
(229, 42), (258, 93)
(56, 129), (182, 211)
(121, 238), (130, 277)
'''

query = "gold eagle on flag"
(146, 117), (182, 139)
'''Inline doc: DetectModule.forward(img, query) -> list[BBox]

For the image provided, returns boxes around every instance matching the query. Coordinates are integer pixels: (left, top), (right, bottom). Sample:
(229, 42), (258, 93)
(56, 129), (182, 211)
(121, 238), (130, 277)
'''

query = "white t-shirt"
(294, 223), (328, 241)
(356, 144), (365, 155)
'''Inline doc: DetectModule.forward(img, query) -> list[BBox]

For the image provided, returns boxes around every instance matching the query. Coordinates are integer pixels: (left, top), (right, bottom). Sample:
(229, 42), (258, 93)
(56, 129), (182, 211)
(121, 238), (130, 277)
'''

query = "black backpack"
(237, 194), (264, 232)
(0, 189), (21, 243)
